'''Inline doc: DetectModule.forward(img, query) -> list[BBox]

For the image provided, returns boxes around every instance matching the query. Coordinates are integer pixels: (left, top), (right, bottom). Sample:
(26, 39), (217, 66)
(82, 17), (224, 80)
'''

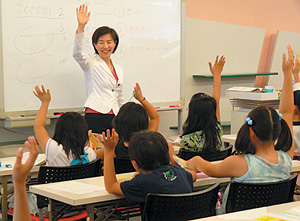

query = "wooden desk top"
(30, 173), (230, 206)
(196, 201), (300, 220)
(0, 154), (45, 176)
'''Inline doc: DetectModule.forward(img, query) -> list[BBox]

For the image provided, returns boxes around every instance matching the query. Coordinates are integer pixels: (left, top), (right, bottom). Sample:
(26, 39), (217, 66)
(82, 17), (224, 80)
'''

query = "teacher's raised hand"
(76, 4), (90, 33)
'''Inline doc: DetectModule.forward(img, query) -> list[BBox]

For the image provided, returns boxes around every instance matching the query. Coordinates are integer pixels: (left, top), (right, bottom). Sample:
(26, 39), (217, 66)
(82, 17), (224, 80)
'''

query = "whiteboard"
(1, 0), (180, 112)
(185, 18), (266, 76)
(269, 30), (300, 90)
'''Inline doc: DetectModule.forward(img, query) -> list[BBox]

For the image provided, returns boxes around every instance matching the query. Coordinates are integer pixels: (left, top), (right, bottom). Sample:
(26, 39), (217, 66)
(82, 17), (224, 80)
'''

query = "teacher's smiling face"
(93, 33), (116, 61)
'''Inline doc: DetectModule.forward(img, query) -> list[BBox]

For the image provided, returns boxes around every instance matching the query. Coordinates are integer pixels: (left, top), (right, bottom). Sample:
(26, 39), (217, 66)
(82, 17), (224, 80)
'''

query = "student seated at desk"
(12, 136), (39, 221)
(180, 55), (225, 152)
(33, 85), (97, 166)
(186, 45), (295, 214)
(95, 83), (177, 165)
(101, 129), (197, 206)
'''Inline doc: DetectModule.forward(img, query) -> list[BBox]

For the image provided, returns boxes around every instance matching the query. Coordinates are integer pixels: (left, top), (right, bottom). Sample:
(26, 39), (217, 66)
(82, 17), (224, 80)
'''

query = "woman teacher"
(73, 4), (125, 133)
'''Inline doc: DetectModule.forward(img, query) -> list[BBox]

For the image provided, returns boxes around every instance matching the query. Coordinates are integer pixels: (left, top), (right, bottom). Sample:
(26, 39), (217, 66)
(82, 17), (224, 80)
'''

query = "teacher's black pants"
(84, 113), (115, 134)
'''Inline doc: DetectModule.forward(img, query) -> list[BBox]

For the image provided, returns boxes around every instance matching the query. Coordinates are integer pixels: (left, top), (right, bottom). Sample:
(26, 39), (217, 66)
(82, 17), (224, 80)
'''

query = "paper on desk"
(218, 207), (267, 220)
(227, 86), (263, 92)
(46, 181), (105, 194)
(22, 152), (46, 166)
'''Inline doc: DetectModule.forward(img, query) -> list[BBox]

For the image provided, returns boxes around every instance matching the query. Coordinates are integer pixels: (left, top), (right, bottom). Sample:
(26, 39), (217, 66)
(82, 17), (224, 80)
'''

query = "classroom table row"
(29, 160), (300, 221)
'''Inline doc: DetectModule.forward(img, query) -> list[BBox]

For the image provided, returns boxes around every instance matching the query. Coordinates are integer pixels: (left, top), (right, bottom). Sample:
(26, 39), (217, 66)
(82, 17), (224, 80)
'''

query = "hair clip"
(278, 113), (283, 120)
(245, 117), (253, 126)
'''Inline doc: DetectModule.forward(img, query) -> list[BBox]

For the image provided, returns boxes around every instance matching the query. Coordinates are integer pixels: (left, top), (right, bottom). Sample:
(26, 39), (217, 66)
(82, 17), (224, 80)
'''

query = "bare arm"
(33, 85), (51, 153)
(13, 137), (39, 221)
(186, 169), (197, 182)
(280, 44), (295, 159)
(101, 129), (123, 195)
(293, 57), (300, 83)
(186, 155), (247, 178)
(168, 142), (177, 165)
(76, 4), (90, 33)
(209, 55), (226, 121)
(134, 83), (159, 131)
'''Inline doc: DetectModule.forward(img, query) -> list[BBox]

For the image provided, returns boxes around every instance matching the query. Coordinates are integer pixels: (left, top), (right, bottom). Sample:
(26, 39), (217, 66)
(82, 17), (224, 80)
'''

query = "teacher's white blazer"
(73, 33), (125, 115)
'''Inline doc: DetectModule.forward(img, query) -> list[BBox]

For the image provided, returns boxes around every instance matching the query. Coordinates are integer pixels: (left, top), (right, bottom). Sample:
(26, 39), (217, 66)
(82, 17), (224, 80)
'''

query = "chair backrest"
(226, 173), (298, 213)
(37, 158), (103, 209)
(142, 183), (220, 221)
(114, 158), (135, 174)
(178, 145), (233, 161)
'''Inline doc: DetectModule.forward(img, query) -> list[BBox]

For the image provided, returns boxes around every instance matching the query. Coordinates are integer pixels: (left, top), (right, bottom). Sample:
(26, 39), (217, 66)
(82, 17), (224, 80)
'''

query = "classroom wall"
(186, 0), (300, 86)
(1, 0), (300, 144)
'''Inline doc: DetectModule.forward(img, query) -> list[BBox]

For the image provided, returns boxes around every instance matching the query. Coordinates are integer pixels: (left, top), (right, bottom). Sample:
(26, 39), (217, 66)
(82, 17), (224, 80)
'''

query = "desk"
(221, 134), (237, 145)
(30, 173), (230, 221)
(0, 154), (45, 221)
(196, 201), (300, 220)
(30, 160), (300, 221)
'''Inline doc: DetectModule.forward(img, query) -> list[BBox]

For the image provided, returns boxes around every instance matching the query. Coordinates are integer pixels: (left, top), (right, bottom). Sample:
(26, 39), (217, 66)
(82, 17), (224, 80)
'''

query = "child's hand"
(99, 129), (119, 152)
(282, 44), (294, 75)
(33, 85), (51, 103)
(292, 57), (300, 83)
(293, 58), (300, 75)
(186, 156), (201, 173)
(209, 55), (226, 77)
(133, 83), (144, 103)
(76, 4), (90, 26)
(13, 137), (39, 186)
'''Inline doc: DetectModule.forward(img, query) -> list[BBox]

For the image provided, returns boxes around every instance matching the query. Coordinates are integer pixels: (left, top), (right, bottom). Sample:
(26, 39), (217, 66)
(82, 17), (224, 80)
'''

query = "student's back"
(180, 56), (225, 152)
(101, 130), (197, 206)
(186, 45), (295, 214)
(33, 86), (96, 167)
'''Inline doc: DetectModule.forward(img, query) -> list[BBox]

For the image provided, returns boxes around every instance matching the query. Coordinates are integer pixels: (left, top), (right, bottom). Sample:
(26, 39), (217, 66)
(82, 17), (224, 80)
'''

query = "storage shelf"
(193, 72), (278, 78)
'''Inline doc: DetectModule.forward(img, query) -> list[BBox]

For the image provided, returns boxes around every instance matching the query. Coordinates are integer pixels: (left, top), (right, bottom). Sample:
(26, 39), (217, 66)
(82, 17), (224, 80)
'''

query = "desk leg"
(178, 109), (183, 134)
(1, 177), (8, 221)
(86, 204), (94, 221)
(48, 199), (53, 221)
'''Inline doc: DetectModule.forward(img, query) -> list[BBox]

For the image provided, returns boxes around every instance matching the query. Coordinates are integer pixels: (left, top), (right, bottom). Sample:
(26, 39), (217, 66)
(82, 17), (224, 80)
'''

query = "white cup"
(265, 86), (274, 93)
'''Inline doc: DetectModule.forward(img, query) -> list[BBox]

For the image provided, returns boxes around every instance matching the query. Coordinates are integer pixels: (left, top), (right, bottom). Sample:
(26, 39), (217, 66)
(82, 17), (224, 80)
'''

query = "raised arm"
(280, 44), (294, 158)
(209, 55), (226, 121)
(101, 129), (123, 195)
(33, 85), (51, 153)
(13, 137), (39, 221)
(76, 4), (90, 33)
(134, 83), (159, 131)
(292, 57), (300, 83)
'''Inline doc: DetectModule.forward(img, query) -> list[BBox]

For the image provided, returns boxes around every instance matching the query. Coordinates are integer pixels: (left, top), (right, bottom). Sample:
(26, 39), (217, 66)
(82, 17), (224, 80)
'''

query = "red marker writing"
(154, 107), (160, 109)
(169, 105), (182, 108)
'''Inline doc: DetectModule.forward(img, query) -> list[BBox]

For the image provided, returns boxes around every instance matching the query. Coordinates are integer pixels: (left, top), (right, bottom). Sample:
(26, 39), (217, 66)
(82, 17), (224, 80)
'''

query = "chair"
(178, 145), (233, 161)
(114, 158), (135, 174)
(142, 183), (220, 221)
(226, 173), (298, 213)
(36, 158), (103, 220)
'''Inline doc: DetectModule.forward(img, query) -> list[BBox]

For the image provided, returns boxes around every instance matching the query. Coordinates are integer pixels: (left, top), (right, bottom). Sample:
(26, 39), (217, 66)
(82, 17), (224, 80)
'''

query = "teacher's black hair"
(52, 112), (89, 160)
(294, 90), (300, 112)
(92, 26), (119, 54)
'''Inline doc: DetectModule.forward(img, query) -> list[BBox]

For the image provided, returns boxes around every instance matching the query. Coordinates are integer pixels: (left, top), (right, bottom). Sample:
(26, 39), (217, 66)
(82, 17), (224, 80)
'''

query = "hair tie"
(278, 113), (283, 120)
(245, 117), (253, 126)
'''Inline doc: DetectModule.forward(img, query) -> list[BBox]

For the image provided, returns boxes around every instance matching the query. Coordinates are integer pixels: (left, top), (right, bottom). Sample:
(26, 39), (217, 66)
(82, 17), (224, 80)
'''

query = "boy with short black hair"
(101, 129), (197, 205)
